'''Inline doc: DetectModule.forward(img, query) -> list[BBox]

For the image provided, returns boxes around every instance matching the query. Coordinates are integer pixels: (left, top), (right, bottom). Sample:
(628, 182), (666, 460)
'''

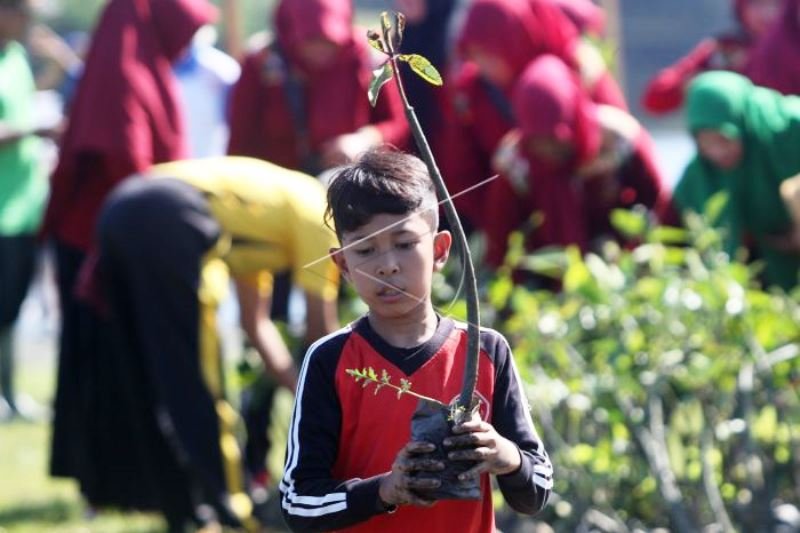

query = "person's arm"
(304, 292), (339, 348)
(0, 122), (30, 146)
(485, 332), (553, 514)
(235, 279), (297, 392)
(641, 39), (717, 115)
(319, 81), (409, 167)
(280, 331), (400, 532)
(0, 121), (56, 146)
(220, 0), (243, 61)
(28, 24), (83, 91)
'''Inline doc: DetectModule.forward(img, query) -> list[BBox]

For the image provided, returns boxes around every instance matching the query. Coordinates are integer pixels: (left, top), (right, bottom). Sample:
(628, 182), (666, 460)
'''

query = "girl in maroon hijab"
(437, 0), (626, 230)
(44, 0), (221, 528)
(483, 55), (671, 267)
(227, 0), (408, 176)
(746, 0), (800, 94)
(642, 0), (780, 114)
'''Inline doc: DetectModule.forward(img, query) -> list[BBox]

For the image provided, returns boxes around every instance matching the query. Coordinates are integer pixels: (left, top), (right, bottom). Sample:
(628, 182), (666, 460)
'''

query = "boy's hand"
(444, 418), (522, 479)
(379, 441), (444, 508)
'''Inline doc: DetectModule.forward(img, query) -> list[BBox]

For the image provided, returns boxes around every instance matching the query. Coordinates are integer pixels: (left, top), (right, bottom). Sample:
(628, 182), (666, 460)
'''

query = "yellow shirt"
(147, 157), (339, 301)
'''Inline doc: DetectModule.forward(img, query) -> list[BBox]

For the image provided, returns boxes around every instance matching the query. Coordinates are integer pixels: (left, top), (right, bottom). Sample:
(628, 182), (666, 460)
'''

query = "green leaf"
(488, 275), (513, 309)
(519, 247), (567, 278)
(570, 443), (594, 465)
(367, 29), (387, 54)
(380, 11), (392, 34)
(398, 54), (443, 86)
(368, 63), (393, 107)
(610, 208), (647, 238)
(648, 226), (688, 245)
(704, 191), (729, 225)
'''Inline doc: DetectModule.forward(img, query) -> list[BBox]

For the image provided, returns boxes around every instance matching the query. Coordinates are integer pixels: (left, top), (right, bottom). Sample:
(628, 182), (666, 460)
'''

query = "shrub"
(485, 207), (800, 532)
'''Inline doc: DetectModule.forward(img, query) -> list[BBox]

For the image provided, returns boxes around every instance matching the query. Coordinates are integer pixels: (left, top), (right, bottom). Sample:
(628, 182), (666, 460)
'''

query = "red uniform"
(746, 0), (800, 95)
(438, 0), (626, 229)
(483, 55), (671, 266)
(280, 317), (553, 532)
(227, 0), (408, 174)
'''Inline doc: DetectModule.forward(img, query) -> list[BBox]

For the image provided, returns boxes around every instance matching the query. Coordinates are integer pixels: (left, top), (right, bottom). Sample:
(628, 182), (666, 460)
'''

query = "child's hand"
(378, 441), (444, 507)
(444, 418), (522, 479)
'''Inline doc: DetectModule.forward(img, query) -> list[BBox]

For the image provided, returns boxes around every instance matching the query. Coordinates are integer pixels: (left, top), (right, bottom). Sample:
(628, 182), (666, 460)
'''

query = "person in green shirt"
(673, 71), (800, 290)
(0, 0), (52, 419)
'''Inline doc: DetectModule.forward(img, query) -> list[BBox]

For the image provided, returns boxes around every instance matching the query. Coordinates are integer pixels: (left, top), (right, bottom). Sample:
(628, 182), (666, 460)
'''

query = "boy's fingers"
(397, 458), (445, 473)
(404, 475), (441, 491)
(443, 432), (488, 448)
(458, 461), (490, 481)
(448, 447), (493, 462)
(404, 441), (436, 454)
(452, 420), (490, 434)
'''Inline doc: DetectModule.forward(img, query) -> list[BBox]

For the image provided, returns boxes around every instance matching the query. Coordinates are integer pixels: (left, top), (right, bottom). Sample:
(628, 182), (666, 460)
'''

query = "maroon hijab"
(513, 54), (602, 177)
(552, 0), (606, 36)
(457, 0), (578, 86)
(510, 55), (603, 249)
(274, 0), (373, 149)
(44, 0), (216, 249)
(745, 0), (800, 94)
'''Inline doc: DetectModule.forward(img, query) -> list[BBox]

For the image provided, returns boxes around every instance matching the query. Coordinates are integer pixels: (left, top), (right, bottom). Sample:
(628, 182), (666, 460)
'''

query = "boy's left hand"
(443, 418), (522, 480)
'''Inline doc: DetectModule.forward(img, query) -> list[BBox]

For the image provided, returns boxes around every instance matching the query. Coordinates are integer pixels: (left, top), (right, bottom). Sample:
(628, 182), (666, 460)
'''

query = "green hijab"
(674, 71), (800, 290)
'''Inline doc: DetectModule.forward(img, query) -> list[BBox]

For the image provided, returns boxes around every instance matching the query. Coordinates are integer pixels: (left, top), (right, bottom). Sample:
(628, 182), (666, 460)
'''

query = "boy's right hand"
(378, 441), (444, 508)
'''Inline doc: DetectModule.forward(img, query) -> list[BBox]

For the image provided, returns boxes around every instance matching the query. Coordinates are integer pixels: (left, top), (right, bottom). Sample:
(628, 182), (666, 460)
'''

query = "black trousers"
(97, 178), (242, 528)
(0, 234), (36, 329)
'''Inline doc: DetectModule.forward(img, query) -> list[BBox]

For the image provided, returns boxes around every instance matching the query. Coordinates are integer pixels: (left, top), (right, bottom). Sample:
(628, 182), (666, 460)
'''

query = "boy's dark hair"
(325, 149), (439, 239)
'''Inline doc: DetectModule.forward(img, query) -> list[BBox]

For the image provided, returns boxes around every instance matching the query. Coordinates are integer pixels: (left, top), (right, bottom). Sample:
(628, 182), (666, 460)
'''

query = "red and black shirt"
(280, 315), (553, 532)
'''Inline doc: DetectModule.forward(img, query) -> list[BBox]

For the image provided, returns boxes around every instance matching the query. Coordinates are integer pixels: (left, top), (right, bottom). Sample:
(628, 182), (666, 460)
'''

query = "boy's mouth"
(376, 285), (405, 298)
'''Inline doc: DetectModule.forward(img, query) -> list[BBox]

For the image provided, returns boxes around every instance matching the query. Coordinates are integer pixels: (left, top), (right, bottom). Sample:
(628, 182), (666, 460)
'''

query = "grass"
(0, 326), (293, 533)
(0, 343), (167, 533)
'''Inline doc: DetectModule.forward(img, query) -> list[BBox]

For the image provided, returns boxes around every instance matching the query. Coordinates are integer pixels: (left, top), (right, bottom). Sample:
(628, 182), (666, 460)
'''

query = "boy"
(280, 149), (553, 532)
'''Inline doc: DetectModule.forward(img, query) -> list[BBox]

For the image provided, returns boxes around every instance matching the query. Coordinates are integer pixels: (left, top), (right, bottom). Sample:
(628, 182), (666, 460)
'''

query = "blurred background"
(1, 1), (791, 532)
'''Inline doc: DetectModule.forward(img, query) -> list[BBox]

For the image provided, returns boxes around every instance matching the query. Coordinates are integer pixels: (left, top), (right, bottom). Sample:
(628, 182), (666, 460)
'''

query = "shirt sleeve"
(487, 330), (553, 515)
(641, 39), (716, 115)
(280, 331), (391, 532)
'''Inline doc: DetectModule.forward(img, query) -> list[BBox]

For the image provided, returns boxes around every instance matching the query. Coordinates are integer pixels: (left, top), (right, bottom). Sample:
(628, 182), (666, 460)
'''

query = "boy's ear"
(330, 247), (351, 281)
(432, 230), (452, 272)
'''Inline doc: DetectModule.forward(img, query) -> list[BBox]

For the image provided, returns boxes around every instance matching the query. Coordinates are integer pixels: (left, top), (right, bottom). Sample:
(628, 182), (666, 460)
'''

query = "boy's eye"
(396, 241), (419, 250)
(353, 247), (374, 257)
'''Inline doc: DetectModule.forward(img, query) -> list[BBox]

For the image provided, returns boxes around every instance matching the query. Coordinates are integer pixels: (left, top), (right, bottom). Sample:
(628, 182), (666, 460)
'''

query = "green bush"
(484, 207), (800, 531)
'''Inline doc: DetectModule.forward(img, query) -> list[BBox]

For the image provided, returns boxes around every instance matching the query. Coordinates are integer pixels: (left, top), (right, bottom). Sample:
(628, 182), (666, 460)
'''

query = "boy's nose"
(376, 262), (400, 277)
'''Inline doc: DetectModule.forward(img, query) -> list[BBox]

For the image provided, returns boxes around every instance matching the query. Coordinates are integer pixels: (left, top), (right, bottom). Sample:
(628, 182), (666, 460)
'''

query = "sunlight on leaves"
(398, 54), (443, 86)
(367, 29), (387, 54)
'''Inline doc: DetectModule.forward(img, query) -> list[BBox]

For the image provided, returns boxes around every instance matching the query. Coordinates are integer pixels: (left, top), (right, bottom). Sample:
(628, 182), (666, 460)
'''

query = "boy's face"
(331, 211), (451, 320)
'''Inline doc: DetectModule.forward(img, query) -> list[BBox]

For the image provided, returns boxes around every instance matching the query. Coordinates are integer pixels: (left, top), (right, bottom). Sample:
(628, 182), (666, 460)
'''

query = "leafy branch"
(346, 367), (447, 408)
(365, 12), (482, 420)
